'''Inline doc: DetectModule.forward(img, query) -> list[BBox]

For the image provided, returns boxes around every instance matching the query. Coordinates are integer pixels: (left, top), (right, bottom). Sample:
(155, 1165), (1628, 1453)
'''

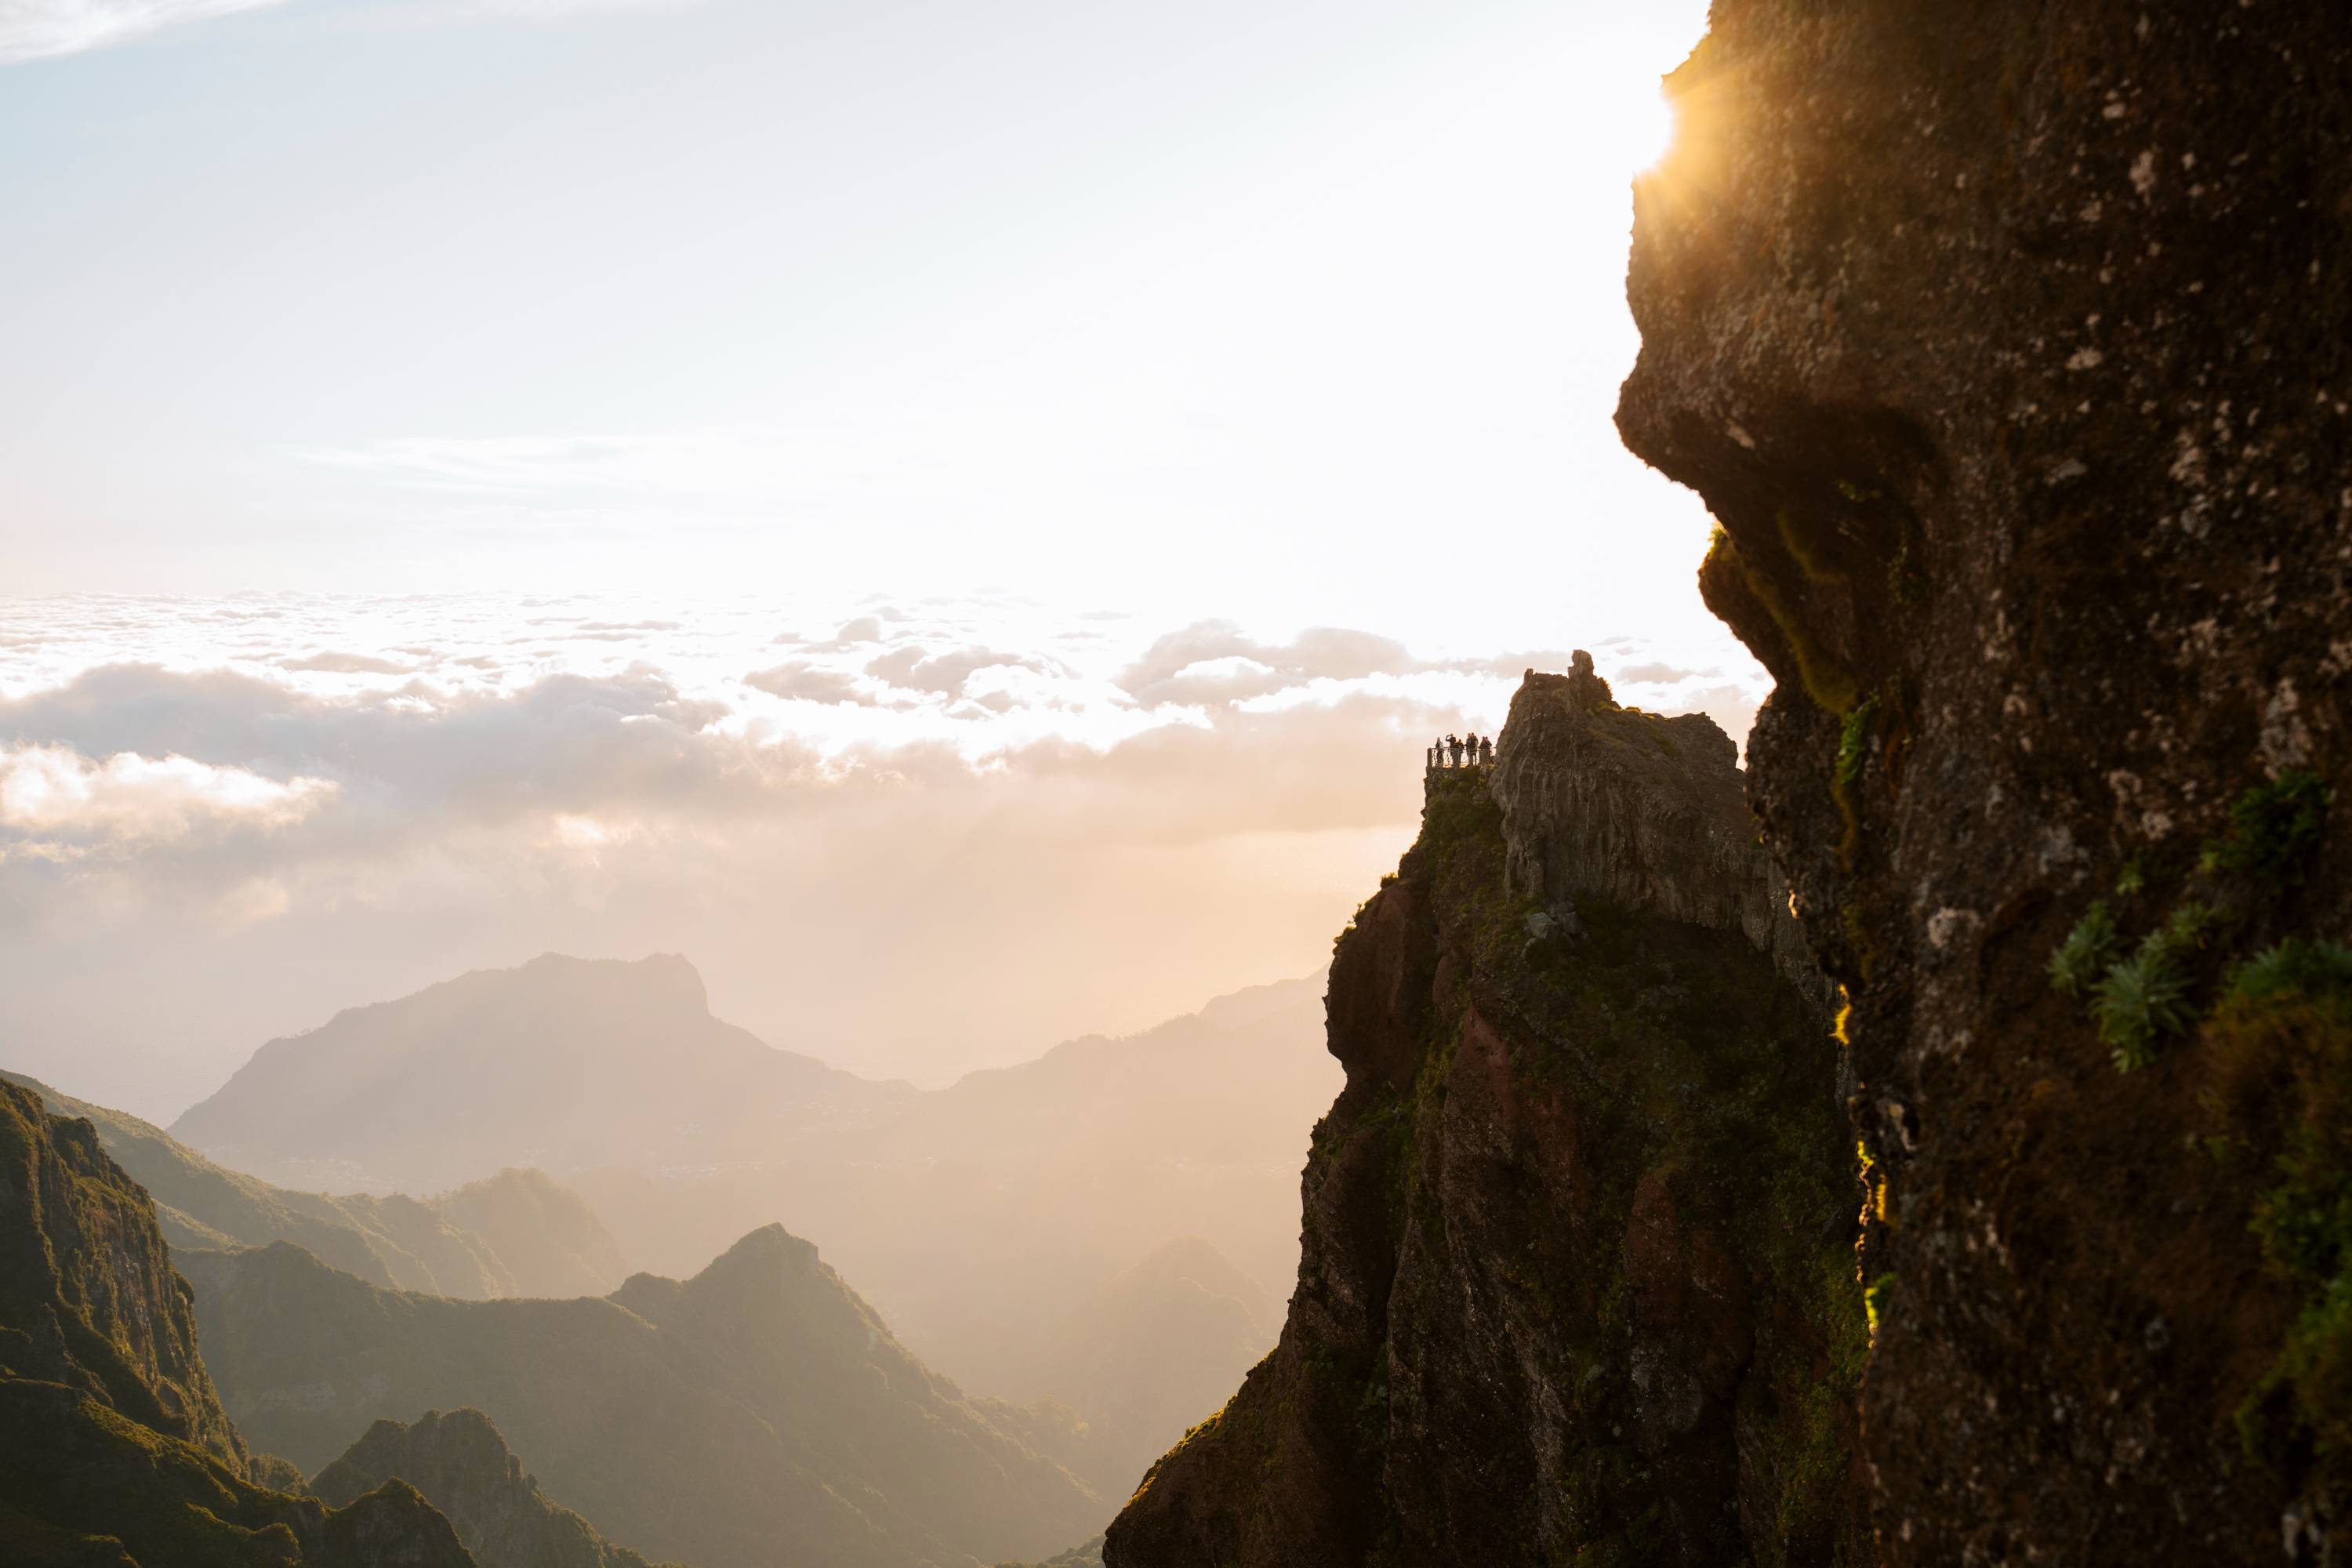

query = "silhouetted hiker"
(1448, 735), (1465, 768)
(1480, 735), (1494, 766)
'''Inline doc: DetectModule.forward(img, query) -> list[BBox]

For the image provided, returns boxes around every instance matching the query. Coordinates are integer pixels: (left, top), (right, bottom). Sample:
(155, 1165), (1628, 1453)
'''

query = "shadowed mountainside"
(1614, 2), (2352, 1558)
(1106, 661), (1864, 1566)
(182, 1223), (1103, 1568)
(314, 1407), (675, 1568)
(0, 1078), (477, 1568)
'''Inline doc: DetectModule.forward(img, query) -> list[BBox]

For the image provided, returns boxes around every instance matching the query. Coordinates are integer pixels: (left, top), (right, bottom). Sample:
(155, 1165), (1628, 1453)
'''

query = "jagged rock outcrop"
(314, 1408), (673, 1568)
(1105, 672), (1861, 1566)
(183, 1224), (1104, 1568)
(1493, 653), (1824, 1005)
(0, 1080), (477, 1568)
(1616, 4), (2352, 1560)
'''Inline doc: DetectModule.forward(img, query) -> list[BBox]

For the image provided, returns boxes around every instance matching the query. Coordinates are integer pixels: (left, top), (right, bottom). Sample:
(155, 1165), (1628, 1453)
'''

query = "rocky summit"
(1613, 3), (2352, 1563)
(1106, 661), (1861, 1566)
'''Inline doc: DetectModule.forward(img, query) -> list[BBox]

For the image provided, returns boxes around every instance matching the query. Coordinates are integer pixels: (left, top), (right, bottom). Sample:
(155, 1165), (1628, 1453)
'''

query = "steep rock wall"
(1617, 2), (2352, 1559)
(1105, 669), (1863, 1566)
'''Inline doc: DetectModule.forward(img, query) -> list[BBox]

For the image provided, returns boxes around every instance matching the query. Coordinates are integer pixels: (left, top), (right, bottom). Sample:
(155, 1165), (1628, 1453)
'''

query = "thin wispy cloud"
(0, 0), (284, 64)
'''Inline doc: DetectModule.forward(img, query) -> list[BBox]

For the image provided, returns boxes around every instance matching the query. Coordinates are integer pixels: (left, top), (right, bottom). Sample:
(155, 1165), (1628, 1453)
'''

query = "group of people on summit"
(1427, 731), (1493, 771)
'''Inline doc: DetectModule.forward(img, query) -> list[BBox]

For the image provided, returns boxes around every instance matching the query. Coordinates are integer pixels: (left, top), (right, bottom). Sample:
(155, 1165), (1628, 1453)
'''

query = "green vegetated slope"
(0, 1078), (476, 1568)
(2, 1069), (622, 1299)
(183, 1223), (1103, 1568)
(315, 1407), (678, 1568)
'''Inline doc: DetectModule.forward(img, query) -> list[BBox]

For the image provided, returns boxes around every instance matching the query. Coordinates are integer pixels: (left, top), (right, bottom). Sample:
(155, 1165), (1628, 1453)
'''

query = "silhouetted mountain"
(314, 1408), (674, 1568)
(2, 1070), (620, 1301)
(172, 953), (912, 1194)
(0, 1078), (476, 1568)
(182, 1225), (1102, 1568)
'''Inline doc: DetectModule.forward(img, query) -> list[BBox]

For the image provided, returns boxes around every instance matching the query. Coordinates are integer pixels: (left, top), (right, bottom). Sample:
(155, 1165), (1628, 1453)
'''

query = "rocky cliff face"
(1105, 664), (1863, 1566)
(0, 1080), (477, 1568)
(1615, 4), (2352, 1560)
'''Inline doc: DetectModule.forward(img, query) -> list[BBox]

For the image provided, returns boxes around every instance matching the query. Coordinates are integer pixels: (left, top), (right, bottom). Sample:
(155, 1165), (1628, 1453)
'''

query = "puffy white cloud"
(0, 0), (283, 64)
(0, 742), (335, 848)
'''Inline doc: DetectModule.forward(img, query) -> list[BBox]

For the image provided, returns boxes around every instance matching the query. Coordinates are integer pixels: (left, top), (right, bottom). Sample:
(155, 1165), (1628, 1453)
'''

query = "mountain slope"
(431, 1169), (627, 1299)
(165, 954), (1338, 1421)
(314, 1408), (671, 1568)
(182, 1225), (1103, 1568)
(0, 1078), (476, 1568)
(2, 1070), (618, 1300)
(569, 975), (1335, 1402)
(172, 952), (910, 1194)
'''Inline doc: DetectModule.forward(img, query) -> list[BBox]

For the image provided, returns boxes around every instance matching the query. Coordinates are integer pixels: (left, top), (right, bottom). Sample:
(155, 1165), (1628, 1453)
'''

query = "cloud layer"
(0, 592), (1766, 1119)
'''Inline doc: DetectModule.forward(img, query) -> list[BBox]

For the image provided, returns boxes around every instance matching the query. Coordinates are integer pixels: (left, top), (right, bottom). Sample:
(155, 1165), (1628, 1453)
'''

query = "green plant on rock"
(2205, 939), (2352, 1491)
(2096, 932), (2197, 1072)
(2047, 900), (2120, 996)
(2207, 769), (2332, 887)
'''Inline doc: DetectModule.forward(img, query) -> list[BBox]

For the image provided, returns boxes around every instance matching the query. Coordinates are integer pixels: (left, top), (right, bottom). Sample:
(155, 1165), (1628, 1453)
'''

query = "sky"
(0, 0), (1737, 1120)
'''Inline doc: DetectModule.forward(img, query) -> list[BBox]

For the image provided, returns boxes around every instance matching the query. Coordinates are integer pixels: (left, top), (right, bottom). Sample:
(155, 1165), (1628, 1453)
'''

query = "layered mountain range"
(158, 957), (1334, 1435)
(2, 1070), (626, 1300)
(181, 1225), (1104, 1568)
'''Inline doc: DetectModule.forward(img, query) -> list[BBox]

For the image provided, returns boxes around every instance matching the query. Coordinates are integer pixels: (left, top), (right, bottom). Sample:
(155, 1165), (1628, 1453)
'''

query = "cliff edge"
(1105, 662), (1863, 1566)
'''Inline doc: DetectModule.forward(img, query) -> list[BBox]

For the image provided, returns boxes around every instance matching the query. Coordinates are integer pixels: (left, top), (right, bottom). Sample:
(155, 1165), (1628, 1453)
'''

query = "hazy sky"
(1, 0), (1735, 1118)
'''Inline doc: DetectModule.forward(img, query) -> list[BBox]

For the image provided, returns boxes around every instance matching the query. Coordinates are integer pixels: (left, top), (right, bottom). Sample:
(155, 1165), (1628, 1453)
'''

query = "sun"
(1620, 85), (1679, 175)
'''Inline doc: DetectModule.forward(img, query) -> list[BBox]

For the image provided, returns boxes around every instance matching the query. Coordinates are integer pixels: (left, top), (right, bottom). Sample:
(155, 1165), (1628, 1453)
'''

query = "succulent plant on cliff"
(2094, 907), (2216, 1073)
(2048, 901), (2121, 997)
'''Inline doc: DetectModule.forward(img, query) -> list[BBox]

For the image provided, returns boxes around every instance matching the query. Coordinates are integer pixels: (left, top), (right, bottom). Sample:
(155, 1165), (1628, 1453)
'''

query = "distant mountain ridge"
(172, 952), (912, 1194)
(183, 1223), (1105, 1568)
(1, 1069), (625, 1301)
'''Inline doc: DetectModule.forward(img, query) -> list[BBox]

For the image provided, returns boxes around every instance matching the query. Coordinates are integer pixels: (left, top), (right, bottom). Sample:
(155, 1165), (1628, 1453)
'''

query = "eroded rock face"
(1617, 4), (2352, 1559)
(1493, 653), (1824, 1007)
(1105, 673), (1861, 1567)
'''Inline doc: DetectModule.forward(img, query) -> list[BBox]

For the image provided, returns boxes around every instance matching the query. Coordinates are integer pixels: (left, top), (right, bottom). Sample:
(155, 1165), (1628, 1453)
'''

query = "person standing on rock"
(1448, 734), (1465, 768)
(1479, 735), (1494, 767)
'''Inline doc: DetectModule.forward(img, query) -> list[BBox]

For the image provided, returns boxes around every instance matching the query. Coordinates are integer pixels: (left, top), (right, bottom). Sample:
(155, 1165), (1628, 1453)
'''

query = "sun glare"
(1621, 85), (1677, 174)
